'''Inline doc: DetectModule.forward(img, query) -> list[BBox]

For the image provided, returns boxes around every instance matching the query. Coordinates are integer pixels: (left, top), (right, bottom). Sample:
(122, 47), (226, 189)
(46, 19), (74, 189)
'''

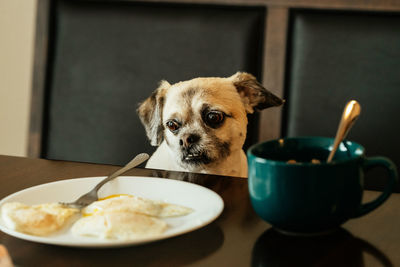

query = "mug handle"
(353, 156), (398, 218)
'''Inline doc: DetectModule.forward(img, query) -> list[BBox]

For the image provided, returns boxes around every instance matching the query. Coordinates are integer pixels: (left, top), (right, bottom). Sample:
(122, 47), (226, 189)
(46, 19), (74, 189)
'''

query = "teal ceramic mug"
(247, 137), (398, 235)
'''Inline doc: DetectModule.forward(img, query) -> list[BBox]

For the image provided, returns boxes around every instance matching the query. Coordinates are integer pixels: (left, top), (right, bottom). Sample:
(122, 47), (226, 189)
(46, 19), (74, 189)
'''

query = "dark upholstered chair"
(283, 9), (400, 191)
(30, 0), (266, 166)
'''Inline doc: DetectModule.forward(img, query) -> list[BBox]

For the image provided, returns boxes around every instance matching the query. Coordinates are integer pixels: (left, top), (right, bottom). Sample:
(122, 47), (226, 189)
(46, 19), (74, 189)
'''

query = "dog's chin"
(180, 151), (212, 166)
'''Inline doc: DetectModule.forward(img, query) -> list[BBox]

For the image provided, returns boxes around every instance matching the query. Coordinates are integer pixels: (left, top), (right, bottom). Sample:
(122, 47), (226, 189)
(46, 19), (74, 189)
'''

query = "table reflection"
(252, 227), (393, 267)
(6, 223), (224, 267)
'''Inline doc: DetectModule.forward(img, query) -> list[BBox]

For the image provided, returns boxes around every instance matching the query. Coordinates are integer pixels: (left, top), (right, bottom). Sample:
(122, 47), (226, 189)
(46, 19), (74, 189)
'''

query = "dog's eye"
(204, 111), (225, 128)
(166, 120), (180, 133)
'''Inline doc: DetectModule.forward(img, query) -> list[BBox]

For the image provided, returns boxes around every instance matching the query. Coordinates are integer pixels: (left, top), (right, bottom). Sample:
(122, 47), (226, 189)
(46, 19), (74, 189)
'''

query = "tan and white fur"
(137, 72), (283, 177)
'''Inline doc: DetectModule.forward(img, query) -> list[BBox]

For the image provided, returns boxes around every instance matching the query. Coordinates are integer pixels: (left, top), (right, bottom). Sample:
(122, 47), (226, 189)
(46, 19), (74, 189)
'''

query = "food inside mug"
(250, 138), (362, 164)
(287, 158), (321, 164)
(266, 147), (329, 163)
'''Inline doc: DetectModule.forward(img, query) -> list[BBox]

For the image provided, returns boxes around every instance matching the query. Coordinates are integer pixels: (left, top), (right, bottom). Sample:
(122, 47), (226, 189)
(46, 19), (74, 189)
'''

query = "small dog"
(137, 72), (283, 177)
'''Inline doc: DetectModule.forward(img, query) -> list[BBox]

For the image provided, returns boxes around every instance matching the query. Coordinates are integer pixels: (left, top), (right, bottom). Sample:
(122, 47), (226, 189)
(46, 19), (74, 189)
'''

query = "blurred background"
(0, 0), (36, 157)
(0, 0), (399, 192)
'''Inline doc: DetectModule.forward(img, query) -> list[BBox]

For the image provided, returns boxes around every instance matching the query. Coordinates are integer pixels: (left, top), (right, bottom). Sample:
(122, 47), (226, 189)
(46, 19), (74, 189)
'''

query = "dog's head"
(137, 72), (283, 171)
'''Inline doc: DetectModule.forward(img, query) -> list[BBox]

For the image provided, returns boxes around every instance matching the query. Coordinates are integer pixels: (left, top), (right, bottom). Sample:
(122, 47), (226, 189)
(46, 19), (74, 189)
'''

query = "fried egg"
(82, 194), (193, 218)
(1, 195), (193, 241)
(71, 194), (193, 240)
(71, 210), (167, 240)
(1, 202), (79, 236)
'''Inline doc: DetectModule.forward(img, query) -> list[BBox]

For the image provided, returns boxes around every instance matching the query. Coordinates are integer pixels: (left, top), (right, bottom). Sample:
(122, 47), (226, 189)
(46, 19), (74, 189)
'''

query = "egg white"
(71, 210), (167, 240)
(82, 195), (192, 218)
(71, 194), (193, 240)
(1, 202), (79, 236)
(1, 195), (193, 240)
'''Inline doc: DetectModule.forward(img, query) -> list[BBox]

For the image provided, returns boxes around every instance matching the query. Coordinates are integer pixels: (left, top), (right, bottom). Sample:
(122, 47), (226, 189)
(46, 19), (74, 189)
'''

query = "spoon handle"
(327, 100), (361, 163)
(93, 153), (149, 191)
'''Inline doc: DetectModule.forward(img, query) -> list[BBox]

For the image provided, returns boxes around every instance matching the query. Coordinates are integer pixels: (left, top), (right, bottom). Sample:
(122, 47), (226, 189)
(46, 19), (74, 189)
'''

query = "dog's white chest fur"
(137, 72), (283, 178)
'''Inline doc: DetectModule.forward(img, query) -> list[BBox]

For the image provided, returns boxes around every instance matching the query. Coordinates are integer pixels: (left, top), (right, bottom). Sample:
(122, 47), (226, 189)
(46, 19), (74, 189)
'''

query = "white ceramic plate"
(0, 176), (224, 248)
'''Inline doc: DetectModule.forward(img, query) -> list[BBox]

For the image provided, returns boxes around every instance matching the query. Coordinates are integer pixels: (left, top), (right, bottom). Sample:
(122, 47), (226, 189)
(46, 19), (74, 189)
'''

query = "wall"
(0, 0), (37, 156)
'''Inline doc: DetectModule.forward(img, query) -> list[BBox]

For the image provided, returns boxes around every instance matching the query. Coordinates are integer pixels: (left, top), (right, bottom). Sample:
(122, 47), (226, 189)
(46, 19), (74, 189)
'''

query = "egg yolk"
(99, 194), (133, 201)
(82, 194), (134, 217)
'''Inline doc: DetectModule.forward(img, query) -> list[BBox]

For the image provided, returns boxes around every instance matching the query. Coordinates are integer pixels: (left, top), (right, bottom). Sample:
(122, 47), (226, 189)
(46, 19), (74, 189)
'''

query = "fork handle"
(93, 153), (149, 192)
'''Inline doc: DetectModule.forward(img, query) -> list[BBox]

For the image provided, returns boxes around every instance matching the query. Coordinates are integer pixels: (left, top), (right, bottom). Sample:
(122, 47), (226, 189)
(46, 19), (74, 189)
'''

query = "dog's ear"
(137, 80), (170, 146)
(230, 72), (284, 114)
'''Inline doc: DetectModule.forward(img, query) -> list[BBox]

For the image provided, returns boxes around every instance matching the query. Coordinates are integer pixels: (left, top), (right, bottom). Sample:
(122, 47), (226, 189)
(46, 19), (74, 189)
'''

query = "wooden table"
(0, 155), (399, 266)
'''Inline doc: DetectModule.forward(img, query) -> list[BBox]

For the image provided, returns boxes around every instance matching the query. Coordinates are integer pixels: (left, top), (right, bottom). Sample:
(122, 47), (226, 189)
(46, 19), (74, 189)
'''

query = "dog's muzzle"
(181, 149), (211, 165)
(179, 133), (211, 164)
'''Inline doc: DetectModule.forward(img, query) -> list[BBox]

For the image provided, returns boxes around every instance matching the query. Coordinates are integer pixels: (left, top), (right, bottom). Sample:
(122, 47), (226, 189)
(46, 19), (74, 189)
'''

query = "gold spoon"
(327, 100), (361, 163)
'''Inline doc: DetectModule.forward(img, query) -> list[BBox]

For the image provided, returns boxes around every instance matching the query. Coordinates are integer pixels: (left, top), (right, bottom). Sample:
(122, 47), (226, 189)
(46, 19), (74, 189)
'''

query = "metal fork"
(60, 153), (149, 209)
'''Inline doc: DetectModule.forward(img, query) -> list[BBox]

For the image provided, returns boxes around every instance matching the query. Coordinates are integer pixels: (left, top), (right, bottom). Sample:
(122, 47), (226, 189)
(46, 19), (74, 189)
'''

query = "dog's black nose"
(180, 134), (200, 147)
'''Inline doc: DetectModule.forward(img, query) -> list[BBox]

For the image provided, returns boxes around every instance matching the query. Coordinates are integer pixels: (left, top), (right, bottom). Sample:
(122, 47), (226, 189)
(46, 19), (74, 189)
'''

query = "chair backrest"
(283, 9), (400, 191)
(29, 0), (266, 165)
